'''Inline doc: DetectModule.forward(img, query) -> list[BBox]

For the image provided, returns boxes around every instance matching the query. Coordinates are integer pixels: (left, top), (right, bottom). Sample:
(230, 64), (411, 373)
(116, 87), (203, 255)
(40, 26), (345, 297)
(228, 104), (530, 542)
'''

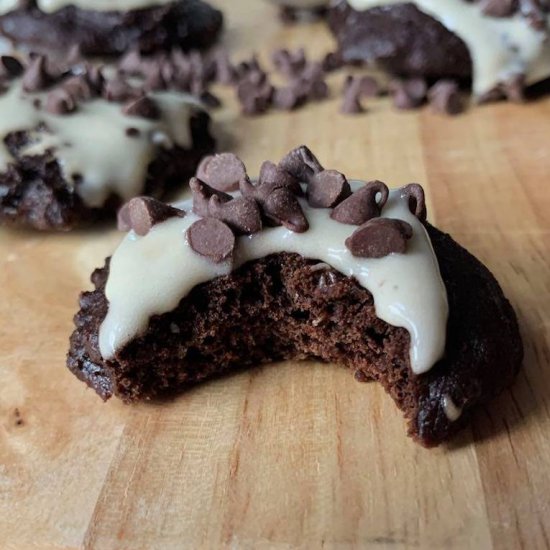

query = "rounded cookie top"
(100, 147), (449, 376)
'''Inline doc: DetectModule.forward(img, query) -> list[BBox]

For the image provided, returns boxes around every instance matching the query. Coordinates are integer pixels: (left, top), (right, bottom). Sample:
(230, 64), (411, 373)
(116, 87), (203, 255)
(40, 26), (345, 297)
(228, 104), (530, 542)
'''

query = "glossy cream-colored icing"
(442, 394), (462, 421)
(0, 82), (202, 207)
(0, 0), (173, 14)
(99, 182), (449, 375)
(346, 0), (550, 96)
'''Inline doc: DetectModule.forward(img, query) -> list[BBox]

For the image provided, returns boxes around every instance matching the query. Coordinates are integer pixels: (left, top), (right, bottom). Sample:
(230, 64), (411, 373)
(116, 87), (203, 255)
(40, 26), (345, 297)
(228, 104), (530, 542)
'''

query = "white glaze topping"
(346, 0), (550, 96)
(99, 182), (449, 375)
(442, 394), (463, 421)
(0, 82), (202, 207)
(0, 0), (173, 15)
(0, 0), (17, 15)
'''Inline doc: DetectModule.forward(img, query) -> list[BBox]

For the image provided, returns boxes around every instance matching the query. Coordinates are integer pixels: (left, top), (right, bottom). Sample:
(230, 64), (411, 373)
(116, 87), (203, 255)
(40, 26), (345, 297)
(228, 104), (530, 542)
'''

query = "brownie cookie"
(0, 0), (223, 57)
(0, 54), (214, 231)
(328, 1), (550, 99)
(67, 146), (522, 447)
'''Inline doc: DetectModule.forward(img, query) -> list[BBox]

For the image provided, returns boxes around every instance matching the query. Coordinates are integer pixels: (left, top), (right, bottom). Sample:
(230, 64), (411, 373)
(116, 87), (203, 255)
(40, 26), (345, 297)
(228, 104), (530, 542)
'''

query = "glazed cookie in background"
(67, 146), (522, 447)
(328, 0), (550, 101)
(0, 54), (215, 231)
(0, 0), (223, 56)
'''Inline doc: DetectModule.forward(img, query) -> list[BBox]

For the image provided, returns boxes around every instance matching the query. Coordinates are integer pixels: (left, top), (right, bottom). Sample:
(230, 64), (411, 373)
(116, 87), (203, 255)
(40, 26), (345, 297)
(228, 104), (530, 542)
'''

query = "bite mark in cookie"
(68, 146), (523, 446)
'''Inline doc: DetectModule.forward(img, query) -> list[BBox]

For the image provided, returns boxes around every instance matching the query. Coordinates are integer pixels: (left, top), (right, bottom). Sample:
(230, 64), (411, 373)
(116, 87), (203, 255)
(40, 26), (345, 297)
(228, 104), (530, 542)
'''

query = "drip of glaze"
(442, 394), (463, 421)
(99, 182), (449, 375)
(0, 0), (173, 14)
(0, 82), (203, 207)
(346, 0), (550, 96)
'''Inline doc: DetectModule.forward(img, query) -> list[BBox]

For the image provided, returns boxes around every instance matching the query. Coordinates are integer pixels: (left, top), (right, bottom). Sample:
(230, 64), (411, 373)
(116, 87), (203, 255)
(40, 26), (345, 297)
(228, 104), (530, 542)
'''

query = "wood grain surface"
(1, 1), (549, 548)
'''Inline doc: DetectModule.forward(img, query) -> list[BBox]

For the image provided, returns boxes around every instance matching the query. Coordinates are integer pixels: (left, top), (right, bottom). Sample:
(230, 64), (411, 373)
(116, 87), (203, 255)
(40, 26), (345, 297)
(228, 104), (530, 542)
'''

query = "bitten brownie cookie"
(67, 146), (522, 447)
(328, 1), (550, 100)
(0, 0), (223, 56)
(0, 53), (215, 231)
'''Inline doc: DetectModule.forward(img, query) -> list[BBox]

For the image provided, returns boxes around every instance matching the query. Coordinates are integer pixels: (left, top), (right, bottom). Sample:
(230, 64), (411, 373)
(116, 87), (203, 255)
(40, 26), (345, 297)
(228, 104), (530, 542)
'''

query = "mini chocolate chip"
(63, 75), (93, 101)
(477, 86), (506, 104)
(428, 80), (464, 115)
(196, 153), (247, 192)
(66, 44), (83, 66)
(159, 58), (176, 86)
(209, 195), (263, 235)
(190, 177), (232, 217)
(307, 78), (329, 101)
(358, 75), (380, 98)
(293, 62), (329, 102)
(187, 218), (235, 263)
(341, 76), (364, 114)
(117, 196), (184, 235)
(503, 74), (526, 103)
(125, 127), (141, 138)
(354, 370), (370, 383)
(103, 78), (141, 103)
(273, 86), (302, 110)
(85, 65), (105, 93)
(22, 55), (51, 93)
(307, 170), (351, 208)
(272, 48), (306, 78)
(400, 183), (427, 221)
(117, 202), (132, 232)
(322, 51), (343, 72)
(279, 145), (323, 183)
(0, 56), (24, 79)
(213, 50), (236, 85)
(331, 180), (389, 225)
(259, 161), (302, 195)
(237, 76), (274, 116)
(480, 0), (516, 17)
(45, 89), (76, 115)
(390, 78), (427, 110)
(122, 96), (160, 120)
(200, 90), (222, 108)
(263, 187), (309, 233)
(119, 50), (143, 74)
(345, 218), (413, 258)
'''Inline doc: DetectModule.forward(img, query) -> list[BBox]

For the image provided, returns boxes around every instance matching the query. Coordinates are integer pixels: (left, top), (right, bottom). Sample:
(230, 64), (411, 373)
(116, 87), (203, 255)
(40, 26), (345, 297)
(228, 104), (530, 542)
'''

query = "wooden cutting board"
(1, 1), (549, 548)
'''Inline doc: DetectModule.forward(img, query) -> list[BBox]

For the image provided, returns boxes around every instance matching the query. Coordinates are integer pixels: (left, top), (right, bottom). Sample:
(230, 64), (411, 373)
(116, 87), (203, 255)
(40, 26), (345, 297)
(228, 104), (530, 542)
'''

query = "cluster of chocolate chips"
(117, 146), (427, 264)
(115, 47), (331, 115)
(217, 48), (333, 115)
(117, 48), (222, 108)
(0, 50), (172, 119)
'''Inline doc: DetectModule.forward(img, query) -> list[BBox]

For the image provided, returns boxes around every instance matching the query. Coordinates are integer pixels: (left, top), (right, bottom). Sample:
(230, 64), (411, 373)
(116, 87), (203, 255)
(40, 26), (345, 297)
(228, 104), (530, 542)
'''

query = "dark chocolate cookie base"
(0, 0), (223, 56)
(0, 111), (214, 231)
(328, 1), (473, 81)
(67, 225), (522, 446)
